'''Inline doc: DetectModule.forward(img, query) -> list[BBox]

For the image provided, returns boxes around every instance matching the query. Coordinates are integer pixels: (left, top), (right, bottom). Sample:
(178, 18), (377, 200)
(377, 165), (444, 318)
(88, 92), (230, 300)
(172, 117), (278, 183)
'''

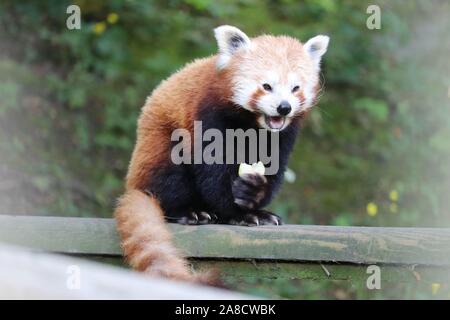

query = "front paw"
(167, 211), (218, 225)
(232, 173), (267, 209)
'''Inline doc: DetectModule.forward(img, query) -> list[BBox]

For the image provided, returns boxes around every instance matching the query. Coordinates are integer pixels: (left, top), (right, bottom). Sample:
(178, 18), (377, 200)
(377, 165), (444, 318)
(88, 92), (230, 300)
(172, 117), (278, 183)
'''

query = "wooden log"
(0, 215), (449, 266)
(192, 261), (450, 284)
(0, 244), (253, 299)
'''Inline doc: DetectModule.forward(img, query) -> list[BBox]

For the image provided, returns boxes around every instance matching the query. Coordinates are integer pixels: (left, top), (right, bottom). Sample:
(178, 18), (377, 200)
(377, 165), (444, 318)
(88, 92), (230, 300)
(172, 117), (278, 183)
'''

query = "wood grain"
(1, 215), (449, 266)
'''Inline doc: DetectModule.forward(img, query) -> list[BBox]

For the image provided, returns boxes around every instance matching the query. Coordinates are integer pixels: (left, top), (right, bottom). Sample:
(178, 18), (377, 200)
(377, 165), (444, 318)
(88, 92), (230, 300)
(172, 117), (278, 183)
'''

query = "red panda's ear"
(304, 35), (330, 70)
(214, 25), (251, 70)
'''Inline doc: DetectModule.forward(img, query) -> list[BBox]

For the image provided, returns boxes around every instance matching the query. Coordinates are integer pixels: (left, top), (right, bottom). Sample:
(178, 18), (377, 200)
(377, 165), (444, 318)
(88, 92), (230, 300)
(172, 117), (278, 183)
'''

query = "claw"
(226, 210), (282, 227)
(197, 211), (214, 224)
(176, 212), (198, 225)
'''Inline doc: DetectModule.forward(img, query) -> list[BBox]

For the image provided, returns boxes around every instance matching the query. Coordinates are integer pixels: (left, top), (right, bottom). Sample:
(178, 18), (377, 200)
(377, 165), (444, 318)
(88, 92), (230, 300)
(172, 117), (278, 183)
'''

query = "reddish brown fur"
(115, 190), (191, 278)
(115, 33), (321, 285)
(126, 57), (233, 190)
(115, 56), (232, 284)
(296, 91), (305, 104)
(248, 88), (265, 110)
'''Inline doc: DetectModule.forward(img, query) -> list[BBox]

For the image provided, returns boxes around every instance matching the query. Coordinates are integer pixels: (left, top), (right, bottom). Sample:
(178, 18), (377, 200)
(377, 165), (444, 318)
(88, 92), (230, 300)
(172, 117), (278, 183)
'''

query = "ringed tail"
(114, 189), (216, 284)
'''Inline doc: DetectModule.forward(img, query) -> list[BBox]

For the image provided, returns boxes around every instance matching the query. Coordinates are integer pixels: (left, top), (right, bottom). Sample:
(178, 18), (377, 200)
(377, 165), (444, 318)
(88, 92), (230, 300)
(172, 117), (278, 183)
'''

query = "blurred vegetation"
(0, 0), (449, 299)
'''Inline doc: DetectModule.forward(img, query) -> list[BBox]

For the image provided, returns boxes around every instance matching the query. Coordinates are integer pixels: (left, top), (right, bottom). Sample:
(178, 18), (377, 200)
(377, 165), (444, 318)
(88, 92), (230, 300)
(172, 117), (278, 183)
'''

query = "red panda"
(114, 25), (329, 284)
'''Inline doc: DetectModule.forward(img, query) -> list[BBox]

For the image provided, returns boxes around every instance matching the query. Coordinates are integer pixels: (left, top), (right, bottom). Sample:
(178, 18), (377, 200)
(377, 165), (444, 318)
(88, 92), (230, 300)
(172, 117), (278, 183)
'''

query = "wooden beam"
(0, 215), (449, 266)
(193, 261), (450, 284)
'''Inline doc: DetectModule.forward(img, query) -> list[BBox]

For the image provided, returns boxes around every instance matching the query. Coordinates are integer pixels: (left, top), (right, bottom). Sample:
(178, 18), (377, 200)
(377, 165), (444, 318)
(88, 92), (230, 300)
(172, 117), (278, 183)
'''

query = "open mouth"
(264, 115), (286, 130)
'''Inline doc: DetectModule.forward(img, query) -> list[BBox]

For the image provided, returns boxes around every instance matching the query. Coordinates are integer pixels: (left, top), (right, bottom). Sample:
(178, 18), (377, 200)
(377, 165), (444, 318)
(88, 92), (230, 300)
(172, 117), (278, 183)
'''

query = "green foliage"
(0, 0), (449, 299)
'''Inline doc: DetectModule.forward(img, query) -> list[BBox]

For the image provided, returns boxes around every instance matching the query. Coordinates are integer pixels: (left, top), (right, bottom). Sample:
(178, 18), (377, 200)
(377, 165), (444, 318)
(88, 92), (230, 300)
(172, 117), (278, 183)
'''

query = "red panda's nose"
(277, 101), (292, 116)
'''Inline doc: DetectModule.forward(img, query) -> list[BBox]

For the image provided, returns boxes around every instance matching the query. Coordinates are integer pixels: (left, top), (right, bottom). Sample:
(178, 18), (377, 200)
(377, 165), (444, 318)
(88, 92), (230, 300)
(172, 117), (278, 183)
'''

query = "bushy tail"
(114, 190), (216, 284)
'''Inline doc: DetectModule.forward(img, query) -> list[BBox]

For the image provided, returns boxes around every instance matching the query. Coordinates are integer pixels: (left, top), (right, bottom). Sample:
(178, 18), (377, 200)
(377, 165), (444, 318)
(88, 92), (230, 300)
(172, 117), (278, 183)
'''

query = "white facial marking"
(221, 30), (330, 131)
(232, 78), (257, 109)
(303, 82), (315, 110)
(250, 71), (304, 117)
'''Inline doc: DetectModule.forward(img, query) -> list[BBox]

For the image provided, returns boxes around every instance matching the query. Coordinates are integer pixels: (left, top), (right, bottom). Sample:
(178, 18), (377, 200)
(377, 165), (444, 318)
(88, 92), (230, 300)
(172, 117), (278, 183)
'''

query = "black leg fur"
(146, 97), (300, 226)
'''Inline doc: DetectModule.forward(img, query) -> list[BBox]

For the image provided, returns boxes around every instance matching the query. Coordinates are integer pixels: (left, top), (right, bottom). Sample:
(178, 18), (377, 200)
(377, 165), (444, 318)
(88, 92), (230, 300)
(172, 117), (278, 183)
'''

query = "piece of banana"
(238, 161), (265, 177)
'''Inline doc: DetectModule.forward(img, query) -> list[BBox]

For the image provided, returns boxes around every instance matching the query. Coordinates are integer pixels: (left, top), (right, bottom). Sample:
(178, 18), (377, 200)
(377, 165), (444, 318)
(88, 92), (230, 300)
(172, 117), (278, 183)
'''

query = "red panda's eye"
(292, 85), (300, 93)
(262, 83), (272, 92)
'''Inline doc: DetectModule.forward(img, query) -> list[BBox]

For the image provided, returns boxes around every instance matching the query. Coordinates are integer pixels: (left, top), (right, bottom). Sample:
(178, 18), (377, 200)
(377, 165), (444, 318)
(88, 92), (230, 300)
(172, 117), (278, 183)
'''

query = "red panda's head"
(214, 25), (329, 132)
